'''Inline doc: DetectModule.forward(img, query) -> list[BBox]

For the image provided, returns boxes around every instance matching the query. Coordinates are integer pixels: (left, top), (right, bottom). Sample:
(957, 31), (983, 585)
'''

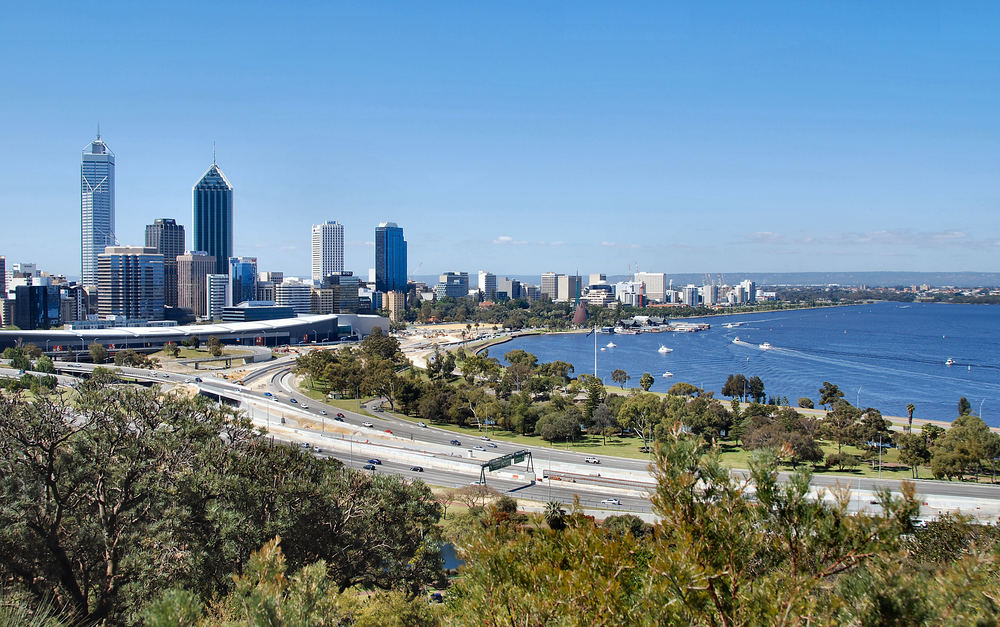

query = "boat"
(658, 345), (673, 353)
(945, 357), (955, 366)
(606, 341), (617, 348)
(732, 336), (740, 343)
(600, 347), (606, 352)
(662, 371), (674, 378)
(759, 342), (773, 350)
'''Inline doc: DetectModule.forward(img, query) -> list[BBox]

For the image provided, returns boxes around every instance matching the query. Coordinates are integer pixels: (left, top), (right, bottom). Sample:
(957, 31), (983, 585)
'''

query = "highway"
(8, 357), (1000, 520)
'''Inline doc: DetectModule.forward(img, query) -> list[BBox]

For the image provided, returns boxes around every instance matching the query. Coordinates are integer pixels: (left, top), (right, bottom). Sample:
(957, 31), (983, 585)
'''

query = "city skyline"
(2, 3), (999, 278)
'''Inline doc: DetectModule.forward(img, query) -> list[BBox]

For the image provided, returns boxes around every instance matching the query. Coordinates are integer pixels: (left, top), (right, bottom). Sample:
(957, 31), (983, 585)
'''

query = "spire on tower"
(212, 141), (216, 165)
(97, 122), (101, 141)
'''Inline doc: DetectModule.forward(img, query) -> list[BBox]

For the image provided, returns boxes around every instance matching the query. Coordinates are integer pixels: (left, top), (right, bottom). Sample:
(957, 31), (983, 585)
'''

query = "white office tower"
(276, 278), (312, 314)
(634, 272), (667, 302)
(81, 133), (116, 286)
(206, 274), (230, 320)
(682, 284), (699, 307)
(702, 283), (719, 306)
(739, 279), (757, 303)
(311, 221), (344, 283)
(478, 271), (496, 299)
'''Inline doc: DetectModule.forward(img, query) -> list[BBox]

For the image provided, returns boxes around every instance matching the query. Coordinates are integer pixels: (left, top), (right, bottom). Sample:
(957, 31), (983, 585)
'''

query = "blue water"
(495, 303), (1000, 426)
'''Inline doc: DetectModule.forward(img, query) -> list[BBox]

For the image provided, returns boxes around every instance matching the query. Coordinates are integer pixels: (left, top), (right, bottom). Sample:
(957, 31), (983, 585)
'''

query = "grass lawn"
(295, 383), (377, 417)
(150, 347), (251, 360)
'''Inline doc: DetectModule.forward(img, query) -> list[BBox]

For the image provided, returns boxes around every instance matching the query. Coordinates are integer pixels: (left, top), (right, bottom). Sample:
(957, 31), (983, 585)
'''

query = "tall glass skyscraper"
(145, 218), (185, 307)
(228, 256), (258, 306)
(81, 134), (115, 286)
(192, 162), (233, 276)
(375, 222), (407, 293)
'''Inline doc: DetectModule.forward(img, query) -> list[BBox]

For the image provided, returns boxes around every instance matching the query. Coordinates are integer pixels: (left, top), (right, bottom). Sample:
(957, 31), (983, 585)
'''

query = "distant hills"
(412, 272), (1000, 288)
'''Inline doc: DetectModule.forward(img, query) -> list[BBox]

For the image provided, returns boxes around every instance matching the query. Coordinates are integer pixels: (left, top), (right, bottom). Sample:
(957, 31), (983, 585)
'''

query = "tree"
(206, 335), (223, 357)
(618, 393), (662, 449)
(958, 397), (972, 417)
(798, 397), (814, 409)
(163, 341), (180, 358)
(930, 414), (999, 481)
(722, 374), (749, 400)
(34, 354), (55, 374)
(590, 403), (618, 445)
(537, 408), (583, 443)
(906, 403), (915, 432)
(2, 347), (31, 371)
(823, 400), (861, 454)
(360, 326), (401, 361)
(896, 432), (931, 478)
(88, 341), (107, 364)
(639, 372), (654, 392)
(747, 376), (765, 404)
(819, 381), (844, 409)
(611, 368), (630, 389)
(188, 335), (201, 349)
(668, 382), (701, 397)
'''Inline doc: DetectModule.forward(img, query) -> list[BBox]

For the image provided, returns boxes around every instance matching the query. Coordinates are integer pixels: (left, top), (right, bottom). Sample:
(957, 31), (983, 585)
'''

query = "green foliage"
(34, 354), (55, 373)
(610, 368), (629, 389)
(206, 335), (223, 357)
(163, 341), (180, 358)
(667, 381), (701, 396)
(819, 381), (845, 408)
(114, 348), (159, 368)
(88, 341), (107, 364)
(797, 397), (814, 409)
(958, 396), (972, 416)
(638, 372), (654, 391)
(3, 346), (32, 370)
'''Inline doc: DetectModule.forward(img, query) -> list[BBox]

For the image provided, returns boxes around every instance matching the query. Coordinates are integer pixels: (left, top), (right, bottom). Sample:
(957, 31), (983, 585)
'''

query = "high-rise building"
(13, 284), (61, 330)
(206, 274), (230, 320)
(702, 283), (719, 307)
(228, 256), (258, 306)
(311, 221), (344, 283)
(318, 272), (360, 313)
(681, 284), (699, 307)
(496, 276), (521, 301)
(0, 256), (5, 297)
(436, 272), (469, 299)
(144, 218), (185, 307)
(275, 278), (312, 315)
(739, 279), (757, 303)
(374, 222), (407, 293)
(97, 246), (165, 320)
(177, 251), (216, 318)
(556, 274), (581, 303)
(634, 272), (667, 302)
(478, 271), (496, 299)
(541, 272), (559, 300)
(385, 290), (406, 323)
(81, 134), (115, 286)
(588, 273), (607, 286)
(192, 162), (233, 276)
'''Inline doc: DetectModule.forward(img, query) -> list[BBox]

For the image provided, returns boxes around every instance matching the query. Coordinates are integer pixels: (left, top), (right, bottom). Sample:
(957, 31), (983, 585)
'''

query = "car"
(162, 373), (170, 378)
(289, 398), (297, 404)
(601, 498), (621, 506)
(193, 377), (202, 382)
(367, 458), (382, 465)
(312, 446), (322, 453)
(363, 421), (374, 428)
(584, 457), (600, 464)
(429, 592), (443, 603)
(372, 406), (383, 412)
(417, 422), (427, 428)
(472, 445), (486, 451)
(410, 466), (424, 472)
(385, 429), (393, 434)
(480, 436), (491, 441)
(336, 412), (345, 418)
(264, 392), (272, 397)
(301, 442), (310, 448)
(319, 410), (327, 415)
(334, 415), (345, 422)
(301, 404), (309, 409)
(471, 480), (486, 486)
(363, 464), (376, 471)
(450, 439), (462, 446)
(487, 442), (498, 448)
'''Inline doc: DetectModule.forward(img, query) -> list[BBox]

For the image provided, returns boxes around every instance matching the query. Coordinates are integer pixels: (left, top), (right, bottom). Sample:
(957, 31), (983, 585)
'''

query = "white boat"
(662, 371), (674, 378)
(606, 341), (617, 348)
(759, 342), (773, 350)
(732, 336), (740, 344)
(945, 357), (955, 366)
(658, 345), (673, 353)
(600, 347), (606, 352)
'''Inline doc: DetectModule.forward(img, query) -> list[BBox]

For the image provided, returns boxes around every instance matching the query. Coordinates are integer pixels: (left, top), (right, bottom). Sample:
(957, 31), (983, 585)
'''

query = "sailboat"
(606, 341), (617, 348)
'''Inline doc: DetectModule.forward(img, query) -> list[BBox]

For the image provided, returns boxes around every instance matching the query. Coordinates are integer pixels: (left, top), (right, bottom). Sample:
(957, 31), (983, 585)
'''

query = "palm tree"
(906, 403), (915, 432)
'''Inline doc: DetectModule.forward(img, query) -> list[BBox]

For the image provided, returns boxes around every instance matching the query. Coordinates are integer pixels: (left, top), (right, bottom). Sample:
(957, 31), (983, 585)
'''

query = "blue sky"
(1, 2), (998, 280)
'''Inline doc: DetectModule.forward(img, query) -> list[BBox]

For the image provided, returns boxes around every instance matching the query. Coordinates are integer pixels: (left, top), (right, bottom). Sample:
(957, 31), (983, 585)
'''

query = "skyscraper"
(145, 218), (185, 307)
(229, 256), (258, 306)
(311, 221), (344, 283)
(374, 222), (407, 293)
(192, 162), (233, 276)
(81, 134), (115, 286)
(97, 246), (165, 320)
(177, 251), (216, 318)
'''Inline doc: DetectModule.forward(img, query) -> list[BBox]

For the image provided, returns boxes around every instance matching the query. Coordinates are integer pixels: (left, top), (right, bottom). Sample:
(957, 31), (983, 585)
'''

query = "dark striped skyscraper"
(375, 222), (407, 293)
(192, 161), (233, 276)
(144, 218), (185, 307)
(81, 133), (115, 286)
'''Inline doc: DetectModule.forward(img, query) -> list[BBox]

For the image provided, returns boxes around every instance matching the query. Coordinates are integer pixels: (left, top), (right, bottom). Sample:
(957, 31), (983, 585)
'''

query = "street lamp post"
(980, 398), (986, 419)
(857, 386), (862, 408)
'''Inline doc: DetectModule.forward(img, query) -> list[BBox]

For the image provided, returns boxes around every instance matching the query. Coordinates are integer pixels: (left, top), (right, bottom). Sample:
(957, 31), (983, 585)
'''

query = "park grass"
(295, 383), (377, 417)
(150, 347), (251, 360)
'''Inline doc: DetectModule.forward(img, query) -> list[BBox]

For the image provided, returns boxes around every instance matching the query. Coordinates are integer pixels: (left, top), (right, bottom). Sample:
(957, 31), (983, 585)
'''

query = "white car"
(301, 404), (309, 410)
(362, 421), (375, 428)
(319, 410), (327, 415)
(480, 436), (491, 441)
(472, 445), (486, 451)
(585, 457), (600, 464)
(417, 422), (427, 428)
(601, 498), (621, 506)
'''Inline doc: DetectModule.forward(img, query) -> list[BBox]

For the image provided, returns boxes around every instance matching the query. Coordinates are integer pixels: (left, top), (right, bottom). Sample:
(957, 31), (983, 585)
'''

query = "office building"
(739, 279), (757, 303)
(496, 276), (521, 301)
(588, 273), (606, 286)
(311, 221), (344, 283)
(436, 272), (469, 299)
(541, 272), (559, 300)
(97, 246), (165, 320)
(59, 284), (87, 323)
(556, 274), (581, 303)
(81, 134), (115, 286)
(0, 299), (12, 328)
(256, 281), (276, 302)
(702, 283), (719, 307)
(319, 272), (360, 313)
(13, 284), (61, 330)
(615, 281), (644, 307)
(206, 274), (230, 320)
(523, 284), (540, 302)
(275, 278), (312, 315)
(477, 271), (496, 300)
(192, 161), (233, 276)
(0, 256), (5, 297)
(144, 219), (185, 307)
(385, 290), (406, 323)
(259, 271), (284, 284)
(177, 252), (216, 318)
(374, 222), (407, 292)
(681, 284), (699, 307)
(635, 272), (667, 302)
(229, 256), (258, 306)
